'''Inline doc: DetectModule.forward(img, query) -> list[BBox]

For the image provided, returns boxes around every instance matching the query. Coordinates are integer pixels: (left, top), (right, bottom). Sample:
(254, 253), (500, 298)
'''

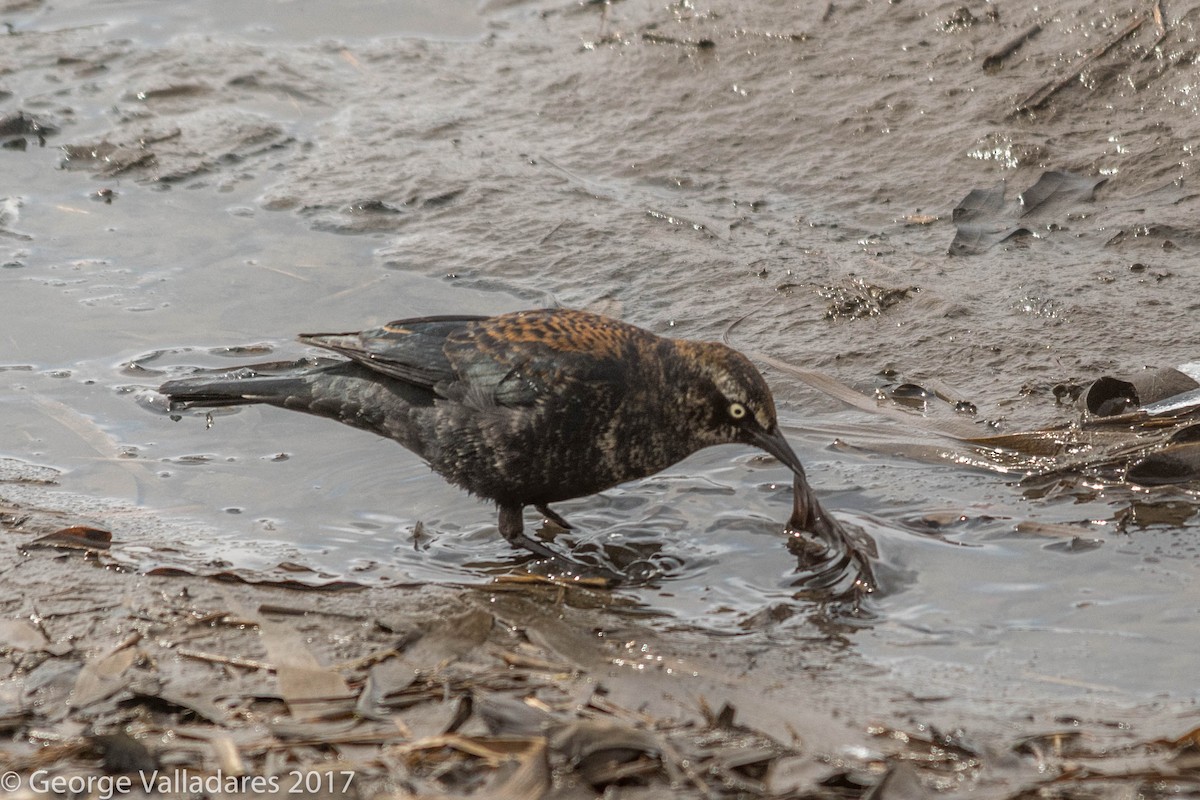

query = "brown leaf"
(31, 525), (112, 551)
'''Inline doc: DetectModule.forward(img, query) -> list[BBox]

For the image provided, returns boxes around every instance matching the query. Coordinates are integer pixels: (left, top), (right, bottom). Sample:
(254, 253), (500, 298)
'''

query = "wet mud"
(4, 0), (1200, 795)
(6, 500), (1200, 799)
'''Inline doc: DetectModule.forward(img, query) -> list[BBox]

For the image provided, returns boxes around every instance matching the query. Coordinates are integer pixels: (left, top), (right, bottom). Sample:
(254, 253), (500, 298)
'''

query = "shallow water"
(4, 0), (1200, 726)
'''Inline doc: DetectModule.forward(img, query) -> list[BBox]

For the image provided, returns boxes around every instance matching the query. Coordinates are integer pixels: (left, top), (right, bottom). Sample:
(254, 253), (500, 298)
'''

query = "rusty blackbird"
(160, 308), (823, 568)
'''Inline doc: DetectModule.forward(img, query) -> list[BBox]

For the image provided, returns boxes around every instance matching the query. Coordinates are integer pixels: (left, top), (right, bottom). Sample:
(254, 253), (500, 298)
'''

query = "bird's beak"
(749, 425), (807, 477)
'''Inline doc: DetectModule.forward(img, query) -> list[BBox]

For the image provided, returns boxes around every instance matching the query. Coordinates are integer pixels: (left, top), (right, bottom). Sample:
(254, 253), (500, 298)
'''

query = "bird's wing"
(299, 315), (486, 389)
(302, 310), (640, 408)
(442, 309), (636, 407)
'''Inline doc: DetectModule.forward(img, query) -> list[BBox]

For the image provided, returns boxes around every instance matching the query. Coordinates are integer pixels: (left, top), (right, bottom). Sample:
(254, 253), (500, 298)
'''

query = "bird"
(158, 308), (826, 574)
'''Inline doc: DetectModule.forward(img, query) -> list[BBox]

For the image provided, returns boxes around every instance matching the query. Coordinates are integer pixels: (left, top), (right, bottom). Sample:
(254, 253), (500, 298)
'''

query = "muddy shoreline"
(5, 483), (1200, 798)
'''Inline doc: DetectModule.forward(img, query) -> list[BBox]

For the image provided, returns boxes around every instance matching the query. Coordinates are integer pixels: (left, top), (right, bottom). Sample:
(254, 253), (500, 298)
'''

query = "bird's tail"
(159, 357), (432, 446)
(159, 358), (339, 410)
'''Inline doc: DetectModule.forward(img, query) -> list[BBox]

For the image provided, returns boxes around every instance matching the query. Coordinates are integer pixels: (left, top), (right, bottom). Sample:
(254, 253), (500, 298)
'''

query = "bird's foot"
(498, 504), (621, 583)
(535, 503), (573, 530)
(513, 532), (623, 584)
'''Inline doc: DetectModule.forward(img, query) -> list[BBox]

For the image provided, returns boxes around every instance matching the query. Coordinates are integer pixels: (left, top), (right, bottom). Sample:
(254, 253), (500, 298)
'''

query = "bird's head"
(674, 340), (807, 477)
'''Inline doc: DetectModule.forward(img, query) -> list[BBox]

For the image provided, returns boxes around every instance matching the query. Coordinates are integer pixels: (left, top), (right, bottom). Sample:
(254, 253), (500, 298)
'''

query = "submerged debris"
(0, 110), (59, 149)
(1079, 367), (1199, 417)
(949, 171), (1106, 256)
(819, 277), (915, 319)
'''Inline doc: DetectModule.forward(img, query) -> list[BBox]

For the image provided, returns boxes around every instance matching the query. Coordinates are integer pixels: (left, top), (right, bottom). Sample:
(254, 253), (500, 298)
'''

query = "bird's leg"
(535, 503), (573, 530)
(497, 504), (573, 563)
(497, 504), (618, 581)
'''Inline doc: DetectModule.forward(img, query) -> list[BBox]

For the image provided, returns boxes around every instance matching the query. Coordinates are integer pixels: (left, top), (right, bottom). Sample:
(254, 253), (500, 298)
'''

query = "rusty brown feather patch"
(474, 309), (637, 359)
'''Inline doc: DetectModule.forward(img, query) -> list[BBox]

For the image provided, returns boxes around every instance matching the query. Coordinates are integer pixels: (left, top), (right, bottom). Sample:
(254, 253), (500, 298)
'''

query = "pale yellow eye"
(728, 402), (748, 420)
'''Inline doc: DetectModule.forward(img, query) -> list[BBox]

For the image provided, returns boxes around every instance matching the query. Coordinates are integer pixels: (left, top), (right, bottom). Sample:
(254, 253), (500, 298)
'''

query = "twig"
(329, 274), (386, 300)
(658, 735), (714, 796)
(109, 631), (143, 654)
(982, 22), (1042, 70)
(1015, 12), (1147, 112)
(330, 646), (400, 673)
(641, 32), (716, 49)
(255, 264), (310, 282)
(490, 646), (577, 674)
(255, 729), (405, 750)
(176, 646), (275, 672)
(1143, 0), (1168, 56)
(538, 219), (567, 245)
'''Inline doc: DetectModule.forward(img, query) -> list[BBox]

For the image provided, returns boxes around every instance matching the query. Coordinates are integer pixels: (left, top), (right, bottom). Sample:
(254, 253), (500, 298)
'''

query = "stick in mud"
(1014, 13), (1147, 113)
(981, 22), (1043, 71)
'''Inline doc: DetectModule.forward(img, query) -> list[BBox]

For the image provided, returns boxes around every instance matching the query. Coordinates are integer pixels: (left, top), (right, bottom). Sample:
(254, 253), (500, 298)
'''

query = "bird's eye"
(728, 401), (748, 420)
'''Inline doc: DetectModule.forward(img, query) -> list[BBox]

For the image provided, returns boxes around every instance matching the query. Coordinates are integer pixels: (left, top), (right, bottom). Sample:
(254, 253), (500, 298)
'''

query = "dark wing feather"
(303, 309), (642, 409)
(299, 315), (486, 388)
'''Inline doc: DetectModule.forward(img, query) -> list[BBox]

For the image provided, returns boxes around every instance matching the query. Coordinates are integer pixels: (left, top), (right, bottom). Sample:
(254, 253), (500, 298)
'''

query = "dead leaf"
(950, 171), (1105, 255)
(550, 718), (663, 769)
(30, 525), (112, 551)
(70, 645), (138, 710)
(0, 619), (49, 652)
(257, 615), (355, 721)
(368, 607), (495, 704)
(863, 761), (926, 800)
(485, 738), (549, 800)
